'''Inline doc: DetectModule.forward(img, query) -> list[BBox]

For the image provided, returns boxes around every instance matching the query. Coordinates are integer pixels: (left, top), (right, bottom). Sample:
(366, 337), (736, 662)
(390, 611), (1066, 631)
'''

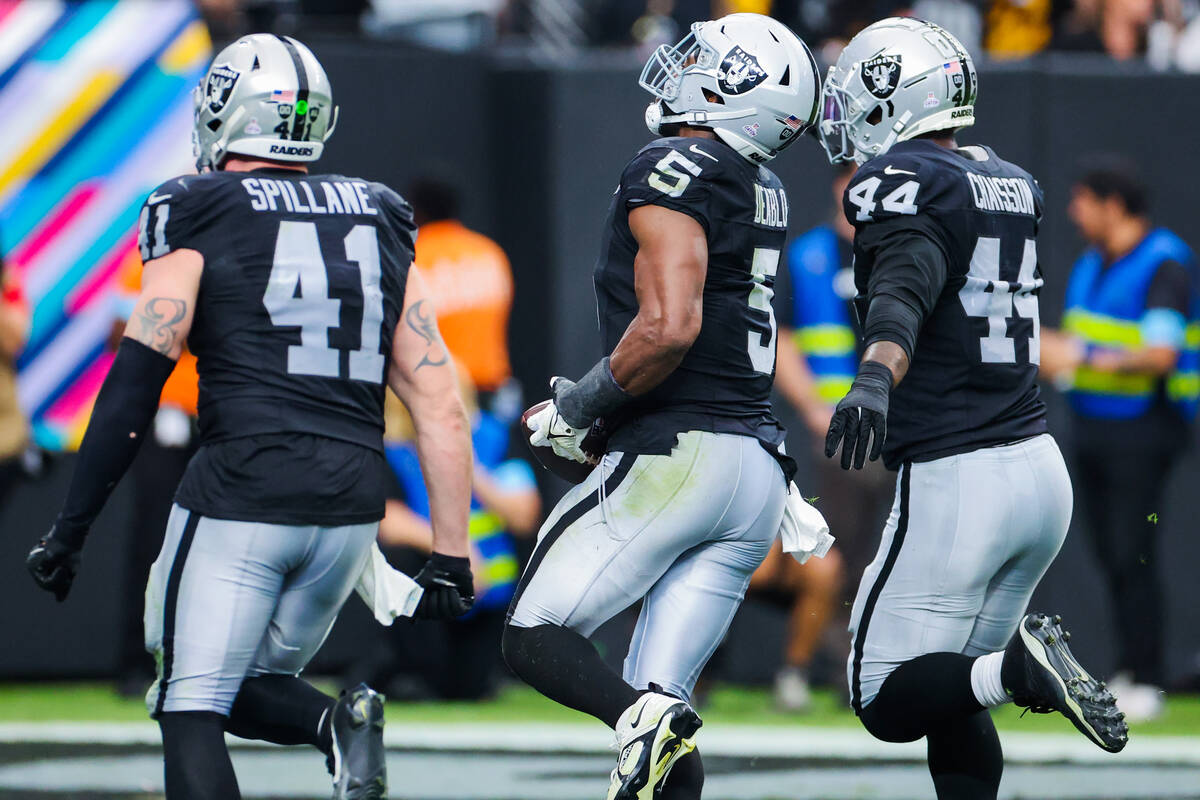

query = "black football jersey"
(594, 136), (793, 475)
(136, 168), (416, 524)
(846, 139), (1048, 468)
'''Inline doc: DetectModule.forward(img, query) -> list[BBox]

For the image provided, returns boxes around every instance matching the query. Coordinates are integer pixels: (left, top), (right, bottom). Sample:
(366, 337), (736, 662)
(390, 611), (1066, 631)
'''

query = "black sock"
(859, 653), (985, 743)
(660, 749), (704, 800)
(927, 710), (1003, 800)
(502, 623), (640, 728)
(226, 675), (335, 754)
(159, 711), (240, 800)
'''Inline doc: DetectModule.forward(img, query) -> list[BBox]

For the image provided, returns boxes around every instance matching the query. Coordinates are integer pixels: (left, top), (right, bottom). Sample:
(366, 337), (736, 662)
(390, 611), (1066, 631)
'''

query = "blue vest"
(787, 226), (857, 403)
(385, 412), (522, 611)
(1063, 228), (1200, 420)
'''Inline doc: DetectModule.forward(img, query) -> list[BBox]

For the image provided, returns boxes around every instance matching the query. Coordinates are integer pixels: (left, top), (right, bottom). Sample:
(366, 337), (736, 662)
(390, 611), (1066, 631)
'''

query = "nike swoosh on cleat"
(628, 701), (649, 730)
(883, 165), (916, 176)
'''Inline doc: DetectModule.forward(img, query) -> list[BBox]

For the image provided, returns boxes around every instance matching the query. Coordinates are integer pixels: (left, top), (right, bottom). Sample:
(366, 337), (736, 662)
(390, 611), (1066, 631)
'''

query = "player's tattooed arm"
(131, 297), (188, 355)
(123, 248), (202, 361)
(405, 300), (449, 371)
(389, 267), (471, 560)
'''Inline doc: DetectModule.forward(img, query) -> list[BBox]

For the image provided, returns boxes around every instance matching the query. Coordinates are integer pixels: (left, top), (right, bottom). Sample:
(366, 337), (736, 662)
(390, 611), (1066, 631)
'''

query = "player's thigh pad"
(144, 506), (369, 716)
(622, 437), (786, 701)
(249, 521), (376, 676)
(508, 431), (784, 637)
(847, 434), (1068, 712)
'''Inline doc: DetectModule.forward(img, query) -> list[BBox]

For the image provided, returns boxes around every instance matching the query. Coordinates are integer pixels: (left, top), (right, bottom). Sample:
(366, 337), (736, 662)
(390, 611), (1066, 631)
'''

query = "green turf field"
(1, 682), (1196, 738)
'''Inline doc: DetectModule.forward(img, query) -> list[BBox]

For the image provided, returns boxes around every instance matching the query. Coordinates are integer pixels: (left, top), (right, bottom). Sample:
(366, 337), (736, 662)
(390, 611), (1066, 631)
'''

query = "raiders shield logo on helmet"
(860, 54), (901, 99)
(206, 63), (241, 113)
(717, 46), (767, 95)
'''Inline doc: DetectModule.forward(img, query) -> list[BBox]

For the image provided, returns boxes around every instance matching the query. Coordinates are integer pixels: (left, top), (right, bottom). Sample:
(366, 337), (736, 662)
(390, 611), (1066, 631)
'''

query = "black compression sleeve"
(58, 338), (176, 535)
(1145, 259), (1191, 315)
(859, 218), (949, 358)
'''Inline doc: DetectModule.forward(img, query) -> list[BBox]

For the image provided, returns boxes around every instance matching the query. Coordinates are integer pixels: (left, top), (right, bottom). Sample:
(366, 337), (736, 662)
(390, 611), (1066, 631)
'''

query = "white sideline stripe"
(0, 722), (1194, 765)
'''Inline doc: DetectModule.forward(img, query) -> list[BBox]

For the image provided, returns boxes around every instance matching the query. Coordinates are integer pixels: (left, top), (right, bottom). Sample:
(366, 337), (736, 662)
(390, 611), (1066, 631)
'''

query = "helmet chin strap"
(645, 100), (756, 134)
(874, 109), (913, 158)
(644, 101), (773, 162)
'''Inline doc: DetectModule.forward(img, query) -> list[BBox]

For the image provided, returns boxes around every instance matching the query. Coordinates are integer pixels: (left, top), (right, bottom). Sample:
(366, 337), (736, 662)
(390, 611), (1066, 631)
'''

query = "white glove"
(354, 543), (424, 625)
(525, 398), (593, 465)
(779, 482), (835, 565)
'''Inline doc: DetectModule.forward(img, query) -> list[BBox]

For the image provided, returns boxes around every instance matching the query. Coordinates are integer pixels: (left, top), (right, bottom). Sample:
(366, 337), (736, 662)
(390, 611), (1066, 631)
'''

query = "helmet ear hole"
(701, 87), (725, 105)
(779, 65), (790, 86)
(866, 105), (883, 125)
(207, 119), (222, 131)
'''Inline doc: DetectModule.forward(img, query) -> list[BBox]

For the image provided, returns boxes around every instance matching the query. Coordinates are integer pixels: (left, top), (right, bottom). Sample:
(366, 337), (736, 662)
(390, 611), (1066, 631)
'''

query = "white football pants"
(508, 430), (788, 703)
(848, 433), (1072, 712)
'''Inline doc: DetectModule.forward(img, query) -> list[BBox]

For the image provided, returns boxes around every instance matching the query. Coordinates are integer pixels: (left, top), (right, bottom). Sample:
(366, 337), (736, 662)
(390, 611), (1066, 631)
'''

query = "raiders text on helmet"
(193, 34), (338, 171)
(819, 17), (978, 165)
(639, 13), (820, 164)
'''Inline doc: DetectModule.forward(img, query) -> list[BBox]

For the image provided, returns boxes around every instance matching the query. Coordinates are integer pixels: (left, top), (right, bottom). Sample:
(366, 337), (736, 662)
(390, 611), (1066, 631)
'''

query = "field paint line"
(0, 721), (1194, 765)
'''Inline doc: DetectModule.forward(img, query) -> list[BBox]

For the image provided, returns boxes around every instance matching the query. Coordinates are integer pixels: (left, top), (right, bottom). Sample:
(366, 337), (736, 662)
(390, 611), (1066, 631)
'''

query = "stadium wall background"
(3, 40), (1197, 686)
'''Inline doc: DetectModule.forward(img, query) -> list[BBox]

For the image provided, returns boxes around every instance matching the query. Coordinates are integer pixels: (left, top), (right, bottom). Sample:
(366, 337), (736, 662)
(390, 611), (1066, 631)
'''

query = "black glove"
(825, 360), (892, 471)
(26, 519), (89, 602)
(413, 552), (474, 620)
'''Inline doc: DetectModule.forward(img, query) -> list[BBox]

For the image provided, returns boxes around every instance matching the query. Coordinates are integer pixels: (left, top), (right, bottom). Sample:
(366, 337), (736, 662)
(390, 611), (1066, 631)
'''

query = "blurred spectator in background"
(196, 0), (1200, 68)
(986, 0), (1056, 59)
(763, 164), (892, 708)
(409, 177), (520, 417)
(353, 373), (540, 699)
(111, 260), (201, 697)
(0, 254), (29, 509)
(747, 538), (843, 710)
(1043, 159), (1198, 721)
(366, 0), (503, 49)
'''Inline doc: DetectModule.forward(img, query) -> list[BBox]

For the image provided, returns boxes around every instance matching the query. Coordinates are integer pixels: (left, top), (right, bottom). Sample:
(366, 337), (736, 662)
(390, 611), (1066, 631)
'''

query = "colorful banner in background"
(0, 0), (209, 450)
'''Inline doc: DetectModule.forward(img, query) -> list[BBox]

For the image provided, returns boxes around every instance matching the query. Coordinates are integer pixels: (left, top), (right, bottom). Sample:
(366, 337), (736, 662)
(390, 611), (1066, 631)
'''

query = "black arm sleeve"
(57, 338), (177, 535)
(1145, 259), (1191, 315)
(856, 216), (950, 359)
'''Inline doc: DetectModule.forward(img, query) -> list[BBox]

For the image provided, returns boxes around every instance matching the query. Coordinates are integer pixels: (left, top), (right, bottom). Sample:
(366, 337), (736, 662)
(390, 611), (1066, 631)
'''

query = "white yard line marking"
(0, 721), (1193, 765)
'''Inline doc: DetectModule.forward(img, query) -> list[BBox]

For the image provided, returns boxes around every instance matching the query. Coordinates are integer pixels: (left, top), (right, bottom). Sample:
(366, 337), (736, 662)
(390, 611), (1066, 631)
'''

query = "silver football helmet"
(819, 17), (977, 165)
(193, 34), (338, 171)
(640, 13), (820, 164)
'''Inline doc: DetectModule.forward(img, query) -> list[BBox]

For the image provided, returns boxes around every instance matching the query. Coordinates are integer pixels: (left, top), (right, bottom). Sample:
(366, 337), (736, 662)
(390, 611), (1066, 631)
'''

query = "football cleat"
(607, 688), (702, 800)
(1002, 613), (1128, 753)
(329, 683), (387, 800)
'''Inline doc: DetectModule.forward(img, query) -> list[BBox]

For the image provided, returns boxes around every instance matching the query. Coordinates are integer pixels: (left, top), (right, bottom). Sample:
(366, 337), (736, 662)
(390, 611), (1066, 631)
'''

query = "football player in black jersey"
(818, 17), (1127, 799)
(502, 14), (823, 800)
(25, 35), (473, 800)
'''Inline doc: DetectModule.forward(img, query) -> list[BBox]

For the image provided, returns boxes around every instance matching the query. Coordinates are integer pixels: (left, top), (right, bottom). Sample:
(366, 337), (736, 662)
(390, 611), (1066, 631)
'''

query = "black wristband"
(852, 360), (894, 396)
(59, 338), (176, 530)
(428, 552), (471, 576)
(556, 357), (631, 429)
(48, 518), (90, 551)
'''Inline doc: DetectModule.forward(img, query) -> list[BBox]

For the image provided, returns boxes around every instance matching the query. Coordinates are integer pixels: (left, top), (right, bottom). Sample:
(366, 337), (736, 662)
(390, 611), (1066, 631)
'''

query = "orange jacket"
(414, 220), (513, 392)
